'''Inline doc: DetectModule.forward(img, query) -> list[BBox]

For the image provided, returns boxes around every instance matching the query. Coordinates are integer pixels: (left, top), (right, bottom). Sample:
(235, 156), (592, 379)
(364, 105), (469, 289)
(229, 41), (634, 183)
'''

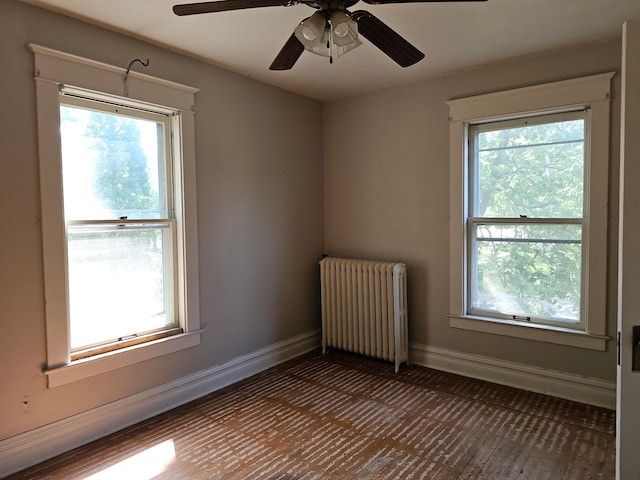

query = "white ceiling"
(24, 0), (640, 101)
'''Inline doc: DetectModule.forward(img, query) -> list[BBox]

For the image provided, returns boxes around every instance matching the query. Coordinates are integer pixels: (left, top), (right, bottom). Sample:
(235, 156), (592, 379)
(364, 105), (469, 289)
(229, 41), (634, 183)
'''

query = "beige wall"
(0, 0), (323, 440)
(324, 40), (621, 381)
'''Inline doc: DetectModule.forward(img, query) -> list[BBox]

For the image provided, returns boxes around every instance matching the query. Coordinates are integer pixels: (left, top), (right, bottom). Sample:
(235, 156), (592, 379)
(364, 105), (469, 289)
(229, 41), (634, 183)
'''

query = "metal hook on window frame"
(124, 58), (150, 97)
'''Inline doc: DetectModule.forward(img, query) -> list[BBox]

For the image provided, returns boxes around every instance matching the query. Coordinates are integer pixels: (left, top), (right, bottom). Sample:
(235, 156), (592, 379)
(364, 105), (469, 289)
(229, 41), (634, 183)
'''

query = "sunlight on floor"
(82, 439), (176, 480)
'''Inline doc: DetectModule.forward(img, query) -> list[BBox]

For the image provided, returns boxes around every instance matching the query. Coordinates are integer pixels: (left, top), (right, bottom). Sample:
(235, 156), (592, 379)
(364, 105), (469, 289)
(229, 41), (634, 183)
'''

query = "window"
(31, 44), (201, 386)
(60, 96), (180, 358)
(447, 73), (614, 350)
(468, 111), (586, 328)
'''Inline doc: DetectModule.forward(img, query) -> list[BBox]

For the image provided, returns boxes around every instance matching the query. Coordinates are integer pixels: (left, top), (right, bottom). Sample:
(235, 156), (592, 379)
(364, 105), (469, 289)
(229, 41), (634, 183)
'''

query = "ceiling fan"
(173, 0), (486, 70)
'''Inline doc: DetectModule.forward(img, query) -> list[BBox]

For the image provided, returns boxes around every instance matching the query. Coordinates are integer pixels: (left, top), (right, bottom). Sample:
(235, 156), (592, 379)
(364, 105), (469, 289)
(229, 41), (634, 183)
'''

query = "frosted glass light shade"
(295, 12), (331, 57)
(330, 11), (361, 57)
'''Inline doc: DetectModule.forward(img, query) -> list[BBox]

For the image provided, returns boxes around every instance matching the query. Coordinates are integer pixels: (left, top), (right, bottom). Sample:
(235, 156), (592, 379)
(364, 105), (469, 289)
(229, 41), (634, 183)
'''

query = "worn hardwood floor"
(8, 350), (615, 479)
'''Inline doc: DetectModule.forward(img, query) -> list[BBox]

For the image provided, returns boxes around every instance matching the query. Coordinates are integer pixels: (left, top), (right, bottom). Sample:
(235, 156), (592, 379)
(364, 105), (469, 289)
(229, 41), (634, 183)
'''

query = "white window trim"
(447, 72), (614, 351)
(29, 44), (202, 387)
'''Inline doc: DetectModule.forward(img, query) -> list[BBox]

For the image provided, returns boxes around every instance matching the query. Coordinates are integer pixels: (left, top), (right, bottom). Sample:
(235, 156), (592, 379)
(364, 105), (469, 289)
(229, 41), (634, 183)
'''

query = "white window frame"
(30, 44), (201, 387)
(60, 94), (180, 354)
(447, 72), (614, 351)
(467, 110), (588, 329)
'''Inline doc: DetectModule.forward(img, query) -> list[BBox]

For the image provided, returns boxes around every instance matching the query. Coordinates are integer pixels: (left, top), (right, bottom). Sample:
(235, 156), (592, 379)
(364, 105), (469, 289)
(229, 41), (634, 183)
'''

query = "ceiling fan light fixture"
(295, 10), (362, 60)
(330, 11), (361, 57)
(295, 12), (331, 57)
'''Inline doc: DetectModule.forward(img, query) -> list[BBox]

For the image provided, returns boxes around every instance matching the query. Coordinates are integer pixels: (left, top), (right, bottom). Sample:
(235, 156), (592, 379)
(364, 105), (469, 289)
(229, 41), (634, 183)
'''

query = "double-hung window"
(448, 73), (614, 350)
(31, 44), (201, 386)
(60, 95), (179, 358)
(468, 111), (586, 329)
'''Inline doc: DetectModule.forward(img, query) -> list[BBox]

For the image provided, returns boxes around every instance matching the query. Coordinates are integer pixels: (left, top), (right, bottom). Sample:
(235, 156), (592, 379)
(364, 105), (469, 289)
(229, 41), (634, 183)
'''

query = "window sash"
(59, 94), (175, 222)
(466, 218), (585, 329)
(66, 220), (180, 352)
(468, 110), (588, 220)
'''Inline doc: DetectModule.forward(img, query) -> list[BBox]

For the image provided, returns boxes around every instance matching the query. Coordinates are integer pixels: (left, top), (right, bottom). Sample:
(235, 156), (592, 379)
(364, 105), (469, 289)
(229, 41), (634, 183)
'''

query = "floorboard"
(7, 350), (616, 479)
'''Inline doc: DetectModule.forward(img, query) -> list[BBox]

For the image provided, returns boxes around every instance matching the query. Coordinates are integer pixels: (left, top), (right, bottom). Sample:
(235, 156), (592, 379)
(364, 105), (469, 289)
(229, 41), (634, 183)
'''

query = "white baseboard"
(409, 343), (616, 410)
(0, 330), (321, 478)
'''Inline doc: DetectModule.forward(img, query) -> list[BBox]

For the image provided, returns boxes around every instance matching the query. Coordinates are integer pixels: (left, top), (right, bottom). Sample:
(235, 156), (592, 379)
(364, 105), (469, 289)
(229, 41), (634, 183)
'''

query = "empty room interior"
(2, 0), (640, 478)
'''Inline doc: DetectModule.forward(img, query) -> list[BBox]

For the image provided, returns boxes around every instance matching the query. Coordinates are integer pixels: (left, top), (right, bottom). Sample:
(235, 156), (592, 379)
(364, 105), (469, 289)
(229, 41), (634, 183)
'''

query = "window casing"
(447, 73), (613, 351)
(31, 44), (201, 386)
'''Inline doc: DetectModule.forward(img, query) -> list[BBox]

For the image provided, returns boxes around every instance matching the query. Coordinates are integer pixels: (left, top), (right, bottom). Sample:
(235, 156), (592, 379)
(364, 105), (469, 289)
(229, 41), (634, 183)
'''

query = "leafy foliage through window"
(468, 111), (587, 328)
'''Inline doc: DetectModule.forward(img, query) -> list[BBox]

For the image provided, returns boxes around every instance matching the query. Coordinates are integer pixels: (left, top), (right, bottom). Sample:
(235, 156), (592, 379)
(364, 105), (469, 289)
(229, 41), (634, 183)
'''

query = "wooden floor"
(8, 351), (615, 479)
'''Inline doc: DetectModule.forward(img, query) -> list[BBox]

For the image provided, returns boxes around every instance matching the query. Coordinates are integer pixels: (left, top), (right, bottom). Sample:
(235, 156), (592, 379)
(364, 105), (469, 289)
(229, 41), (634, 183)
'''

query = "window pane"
(471, 223), (581, 322)
(474, 119), (584, 218)
(67, 226), (174, 349)
(60, 105), (166, 220)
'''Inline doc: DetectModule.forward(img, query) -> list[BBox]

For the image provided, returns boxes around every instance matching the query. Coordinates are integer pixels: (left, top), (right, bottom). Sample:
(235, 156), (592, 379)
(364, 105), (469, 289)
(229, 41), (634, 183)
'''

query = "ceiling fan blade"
(173, 0), (289, 15)
(270, 34), (305, 70)
(351, 11), (425, 67)
(362, 0), (486, 3)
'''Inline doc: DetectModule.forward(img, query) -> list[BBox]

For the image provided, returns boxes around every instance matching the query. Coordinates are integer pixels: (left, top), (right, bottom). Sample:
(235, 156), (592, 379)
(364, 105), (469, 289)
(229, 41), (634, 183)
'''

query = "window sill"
(448, 315), (608, 351)
(44, 331), (202, 388)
